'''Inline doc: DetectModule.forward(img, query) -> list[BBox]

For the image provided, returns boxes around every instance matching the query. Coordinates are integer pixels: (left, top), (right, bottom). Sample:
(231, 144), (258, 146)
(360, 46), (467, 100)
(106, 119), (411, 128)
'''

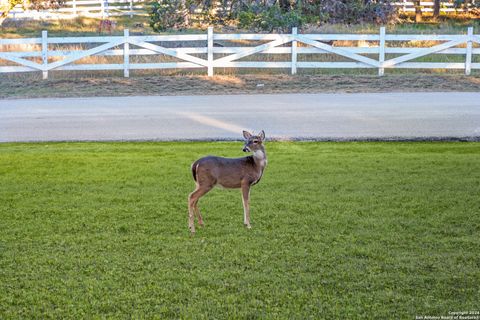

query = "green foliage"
(302, 0), (397, 24)
(238, 10), (256, 28)
(454, 0), (480, 8)
(1, 142), (479, 318)
(148, 0), (398, 32)
(149, 0), (188, 32)
(150, 0), (233, 31)
(238, 5), (304, 32)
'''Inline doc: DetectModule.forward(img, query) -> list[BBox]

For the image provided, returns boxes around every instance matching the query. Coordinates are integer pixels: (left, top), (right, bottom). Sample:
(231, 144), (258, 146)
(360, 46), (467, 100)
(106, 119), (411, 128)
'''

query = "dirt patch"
(1, 74), (479, 99)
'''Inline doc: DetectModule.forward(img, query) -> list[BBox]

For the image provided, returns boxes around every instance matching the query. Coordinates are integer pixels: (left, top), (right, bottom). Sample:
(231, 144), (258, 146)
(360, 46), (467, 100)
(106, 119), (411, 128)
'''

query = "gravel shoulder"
(1, 74), (480, 99)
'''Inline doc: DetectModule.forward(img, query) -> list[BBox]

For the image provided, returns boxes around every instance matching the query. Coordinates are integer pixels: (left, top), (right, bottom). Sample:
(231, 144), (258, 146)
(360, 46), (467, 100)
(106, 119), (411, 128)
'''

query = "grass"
(1, 15), (479, 38)
(0, 16), (153, 38)
(0, 141), (479, 318)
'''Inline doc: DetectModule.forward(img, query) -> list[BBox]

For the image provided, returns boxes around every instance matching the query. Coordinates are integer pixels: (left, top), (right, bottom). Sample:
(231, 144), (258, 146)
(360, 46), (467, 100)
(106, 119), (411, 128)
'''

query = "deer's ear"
(243, 130), (252, 139)
(259, 130), (265, 141)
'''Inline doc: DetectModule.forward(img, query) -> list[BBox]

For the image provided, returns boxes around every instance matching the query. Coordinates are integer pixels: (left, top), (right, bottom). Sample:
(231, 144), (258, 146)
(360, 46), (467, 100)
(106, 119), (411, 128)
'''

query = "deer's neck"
(252, 148), (267, 168)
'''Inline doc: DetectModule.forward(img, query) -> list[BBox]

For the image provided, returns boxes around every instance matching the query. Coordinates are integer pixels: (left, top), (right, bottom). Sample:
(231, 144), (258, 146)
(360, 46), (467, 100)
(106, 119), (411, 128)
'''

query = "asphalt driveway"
(1, 92), (479, 142)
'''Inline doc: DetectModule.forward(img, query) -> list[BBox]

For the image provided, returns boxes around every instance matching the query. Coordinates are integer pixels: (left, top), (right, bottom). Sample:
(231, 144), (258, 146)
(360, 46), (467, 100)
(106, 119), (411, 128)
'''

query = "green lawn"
(0, 142), (479, 319)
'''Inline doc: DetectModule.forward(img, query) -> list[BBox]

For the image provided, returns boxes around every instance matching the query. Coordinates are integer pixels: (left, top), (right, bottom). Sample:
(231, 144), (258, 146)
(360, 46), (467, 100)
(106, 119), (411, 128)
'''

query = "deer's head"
(242, 130), (265, 153)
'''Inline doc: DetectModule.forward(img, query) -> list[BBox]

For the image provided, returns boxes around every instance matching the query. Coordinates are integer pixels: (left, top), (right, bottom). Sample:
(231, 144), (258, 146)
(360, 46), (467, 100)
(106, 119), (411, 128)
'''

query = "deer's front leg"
(241, 182), (251, 229)
(188, 192), (196, 234)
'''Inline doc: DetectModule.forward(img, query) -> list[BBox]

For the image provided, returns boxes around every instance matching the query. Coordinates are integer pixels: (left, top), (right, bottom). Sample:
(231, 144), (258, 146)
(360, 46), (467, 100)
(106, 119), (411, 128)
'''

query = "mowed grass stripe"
(0, 142), (479, 318)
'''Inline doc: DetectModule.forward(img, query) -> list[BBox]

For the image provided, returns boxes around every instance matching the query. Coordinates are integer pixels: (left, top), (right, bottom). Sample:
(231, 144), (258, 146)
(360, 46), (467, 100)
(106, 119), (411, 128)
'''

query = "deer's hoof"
(245, 224), (252, 229)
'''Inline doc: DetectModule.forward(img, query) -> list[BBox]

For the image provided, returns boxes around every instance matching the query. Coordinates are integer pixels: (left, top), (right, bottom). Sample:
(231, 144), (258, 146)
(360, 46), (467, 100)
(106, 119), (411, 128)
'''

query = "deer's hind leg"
(194, 205), (204, 227)
(188, 183), (213, 233)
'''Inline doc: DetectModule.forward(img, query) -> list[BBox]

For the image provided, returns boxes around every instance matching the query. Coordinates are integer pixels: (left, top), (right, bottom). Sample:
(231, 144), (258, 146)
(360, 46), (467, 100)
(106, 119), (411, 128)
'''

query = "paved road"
(1, 93), (479, 142)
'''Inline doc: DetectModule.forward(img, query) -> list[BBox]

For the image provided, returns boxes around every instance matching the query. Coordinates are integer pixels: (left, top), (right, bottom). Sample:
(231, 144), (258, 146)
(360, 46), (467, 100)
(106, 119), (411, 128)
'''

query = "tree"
(414, 0), (422, 22)
(433, 0), (440, 19)
(1, 0), (65, 25)
(1, 0), (20, 25)
(278, 0), (291, 12)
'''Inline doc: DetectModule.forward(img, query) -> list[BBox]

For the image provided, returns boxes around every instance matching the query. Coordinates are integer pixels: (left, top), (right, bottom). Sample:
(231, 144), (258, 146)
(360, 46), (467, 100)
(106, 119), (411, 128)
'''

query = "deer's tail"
(191, 160), (199, 182)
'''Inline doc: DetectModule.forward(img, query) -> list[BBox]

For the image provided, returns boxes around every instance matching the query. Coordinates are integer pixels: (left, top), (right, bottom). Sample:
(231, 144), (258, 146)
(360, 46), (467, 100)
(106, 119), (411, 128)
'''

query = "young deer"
(188, 130), (267, 234)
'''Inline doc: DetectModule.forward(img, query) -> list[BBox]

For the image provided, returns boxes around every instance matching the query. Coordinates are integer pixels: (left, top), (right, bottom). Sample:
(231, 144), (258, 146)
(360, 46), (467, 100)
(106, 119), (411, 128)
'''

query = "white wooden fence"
(8, 0), (146, 19)
(392, 0), (477, 13)
(0, 27), (478, 78)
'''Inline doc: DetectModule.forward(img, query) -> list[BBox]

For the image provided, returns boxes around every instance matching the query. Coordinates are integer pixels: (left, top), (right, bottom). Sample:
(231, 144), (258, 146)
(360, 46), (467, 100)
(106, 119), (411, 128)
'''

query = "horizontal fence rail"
(0, 27), (478, 78)
(392, 0), (477, 12)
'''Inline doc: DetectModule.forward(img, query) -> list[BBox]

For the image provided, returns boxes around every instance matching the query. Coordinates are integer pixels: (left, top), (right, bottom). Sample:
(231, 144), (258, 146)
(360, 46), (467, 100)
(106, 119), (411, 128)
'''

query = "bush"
(314, 0), (397, 24)
(150, 0), (189, 32)
(238, 5), (305, 32)
(150, 0), (234, 31)
(237, 0), (398, 31)
(148, 0), (397, 33)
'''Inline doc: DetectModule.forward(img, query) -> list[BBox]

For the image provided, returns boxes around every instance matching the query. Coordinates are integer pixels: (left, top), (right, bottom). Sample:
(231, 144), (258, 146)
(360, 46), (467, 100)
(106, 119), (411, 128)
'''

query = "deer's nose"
(243, 146), (250, 152)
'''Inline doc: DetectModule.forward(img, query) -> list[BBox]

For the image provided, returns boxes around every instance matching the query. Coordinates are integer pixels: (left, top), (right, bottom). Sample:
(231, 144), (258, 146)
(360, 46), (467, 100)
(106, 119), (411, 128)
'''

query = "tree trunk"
(180, 0), (190, 27)
(433, 0), (440, 19)
(414, 0), (422, 22)
(278, 0), (290, 12)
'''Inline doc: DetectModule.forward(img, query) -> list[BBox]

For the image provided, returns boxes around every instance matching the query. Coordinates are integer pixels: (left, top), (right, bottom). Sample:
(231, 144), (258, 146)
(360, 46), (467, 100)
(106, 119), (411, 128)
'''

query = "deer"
(188, 130), (267, 234)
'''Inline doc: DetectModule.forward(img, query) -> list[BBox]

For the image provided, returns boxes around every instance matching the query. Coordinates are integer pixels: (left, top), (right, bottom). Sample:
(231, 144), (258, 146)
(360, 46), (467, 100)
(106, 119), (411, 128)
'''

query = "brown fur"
(188, 130), (267, 233)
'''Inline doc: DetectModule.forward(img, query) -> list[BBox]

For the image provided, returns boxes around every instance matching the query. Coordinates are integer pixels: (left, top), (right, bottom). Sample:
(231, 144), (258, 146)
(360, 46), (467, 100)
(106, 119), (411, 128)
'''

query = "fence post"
(124, 29), (130, 78)
(100, 0), (104, 18)
(129, 0), (133, 18)
(73, 0), (77, 16)
(207, 26), (213, 77)
(378, 26), (386, 76)
(105, 0), (109, 18)
(291, 27), (297, 75)
(42, 30), (48, 80)
(465, 27), (473, 76)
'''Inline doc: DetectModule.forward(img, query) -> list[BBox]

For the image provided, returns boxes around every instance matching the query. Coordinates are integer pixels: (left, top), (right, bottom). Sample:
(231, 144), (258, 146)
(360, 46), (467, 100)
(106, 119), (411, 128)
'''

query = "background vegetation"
(149, 0), (480, 32)
(1, 141), (479, 318)
(1, 0), (478, 32)
(1, 15), (479, 38)
(150, 0), (399, 32)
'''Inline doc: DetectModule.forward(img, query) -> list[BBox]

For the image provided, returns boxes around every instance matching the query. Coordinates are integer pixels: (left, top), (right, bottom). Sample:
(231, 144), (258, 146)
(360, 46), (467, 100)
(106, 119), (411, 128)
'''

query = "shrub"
(150, 0), (189, 32)
(148, 0), (398, 33)
(238, 5), (305, 32)
(315, 0), (397, 24)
